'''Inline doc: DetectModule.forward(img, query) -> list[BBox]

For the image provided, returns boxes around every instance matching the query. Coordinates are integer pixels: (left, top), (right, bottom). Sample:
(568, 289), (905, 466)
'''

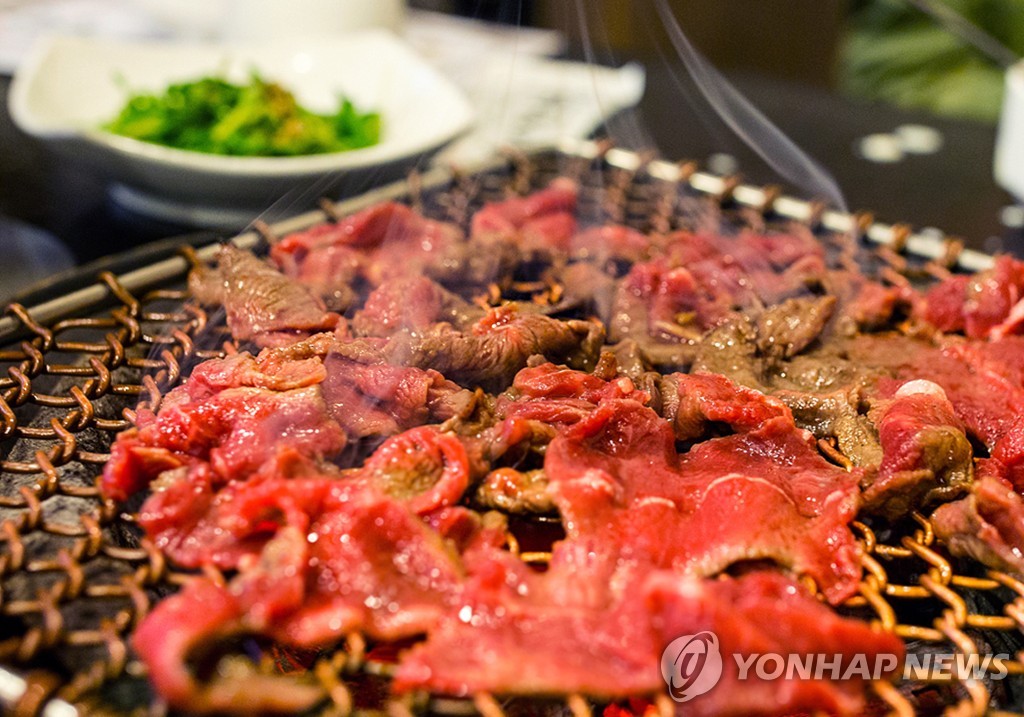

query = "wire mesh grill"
(0, 143), (1021, 716)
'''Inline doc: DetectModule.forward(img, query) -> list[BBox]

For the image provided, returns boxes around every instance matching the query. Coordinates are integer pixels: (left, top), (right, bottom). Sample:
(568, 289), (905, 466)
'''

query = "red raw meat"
(496, 362), (649, 427)
(660, 372), (791, 441)
(134, 482), (468, 711)
(352, 276), (478, 337)
(647, 570), (905, 717)
(933, 467), (1024, 574)
(394, 540), (663, 699)
(471, 178), (578, 252)
(322, 354), (472, 438)
(919, 257), (1024, 338)
(920, 275), (970, 333)
(271, 201), (464, 294)
(362, 426), (471, 515)
(545, 400), (862, 603)
(102, 384), (346, 502)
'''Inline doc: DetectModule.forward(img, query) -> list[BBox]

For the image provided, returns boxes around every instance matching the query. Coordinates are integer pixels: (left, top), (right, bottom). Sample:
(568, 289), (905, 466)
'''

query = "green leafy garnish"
(104, 73), (382, 156)
(842, 0), (1024, 123)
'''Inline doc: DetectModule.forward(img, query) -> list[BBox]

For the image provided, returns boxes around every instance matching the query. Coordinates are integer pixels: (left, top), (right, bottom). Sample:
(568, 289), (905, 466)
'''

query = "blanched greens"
(104, 74), (381, 156)
(842, 0), (1024, 122)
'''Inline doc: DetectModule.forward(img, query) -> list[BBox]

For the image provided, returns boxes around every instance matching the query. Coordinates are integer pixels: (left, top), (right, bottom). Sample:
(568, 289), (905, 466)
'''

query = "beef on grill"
(190, 245), (341, 345)
(270, 201), (465, 300)
(656, 372), (790, 441)
(120, 179), (1024, 713)
(920, 255), (1024, 339)
(545, 399), (862, 603)
(394, 537), (664, 699)
(471, 177), (578, 257)
(102, 383), (346, 502)
(647, 570), (905, 717)
(352, 276), (481, 337)
(860, 380), (974, 520)
(322, 353), (475, 438)
(932, 467), (1024, 574)
(333, 304), (604, 393)
(134, 484), (467, 712)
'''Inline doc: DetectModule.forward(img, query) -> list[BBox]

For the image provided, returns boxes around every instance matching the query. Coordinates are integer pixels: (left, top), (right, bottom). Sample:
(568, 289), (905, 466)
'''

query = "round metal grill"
(0, 141), (1020, 716)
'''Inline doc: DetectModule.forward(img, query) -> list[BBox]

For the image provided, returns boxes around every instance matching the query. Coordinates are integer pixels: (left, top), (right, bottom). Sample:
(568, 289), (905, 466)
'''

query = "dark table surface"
(1, 56), (1021, 302)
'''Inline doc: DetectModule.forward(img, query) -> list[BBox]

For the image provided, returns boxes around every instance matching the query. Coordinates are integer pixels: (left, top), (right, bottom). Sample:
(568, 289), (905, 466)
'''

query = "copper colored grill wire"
(0, 148), (1020, 717)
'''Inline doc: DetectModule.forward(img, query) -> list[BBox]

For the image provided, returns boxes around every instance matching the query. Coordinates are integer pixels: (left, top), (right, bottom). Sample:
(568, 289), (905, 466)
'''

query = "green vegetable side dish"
(103, 74), (382, 157)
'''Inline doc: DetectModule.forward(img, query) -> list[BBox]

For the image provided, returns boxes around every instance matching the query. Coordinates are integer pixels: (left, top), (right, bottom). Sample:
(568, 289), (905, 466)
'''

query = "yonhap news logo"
(660, 632), (724, 702)
(660, 632), (1009, 702)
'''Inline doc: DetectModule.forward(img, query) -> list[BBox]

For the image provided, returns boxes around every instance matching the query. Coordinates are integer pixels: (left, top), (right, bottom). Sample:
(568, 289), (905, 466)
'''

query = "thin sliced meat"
(861, 380), (973, 520)
(571, 224), (650, 265)
(349, 304), (604, 392)
(394, 534), (662, 699)
(496, 362), (648, 427)
(139, 456), (332, 569)
(322, 354), (474, 438)
(919, 274), (970, 333)
(134, 483), (467, 713)
(609, 258), (733, 344)
(352, 276), (480, 337)
(471, 178), (578, 255)
(647, 570), (905, 717)
(919, 256), (1024, 338)
(270, 201), (465, 300)
(362, 426), (471, 515)
(545, 400), (862, 603)
(189, 245), (340, 345)
(657, 372), (791, 441)
(932, 467), (1024, 575)
(102, 384), (346, 502)
(132, 529), (325, 715)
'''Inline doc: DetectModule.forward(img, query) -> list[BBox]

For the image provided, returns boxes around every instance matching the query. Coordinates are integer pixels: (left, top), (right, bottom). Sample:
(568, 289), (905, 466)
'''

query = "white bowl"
(996, 60), (1024, 203)
(9, 31), (474, 227)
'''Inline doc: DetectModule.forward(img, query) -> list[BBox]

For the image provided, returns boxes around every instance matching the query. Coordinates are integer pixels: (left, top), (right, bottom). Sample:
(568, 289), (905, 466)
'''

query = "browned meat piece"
(755, 295), (835, 359)
(775, 387), (882, 468)
(474, 467), (554, 514)
(369, 304), (604, 392)
(691, 314), (762, 388)
(861, 380), (974, 520)
(189, 245), (341, 345)
(691, 296), (837, 389)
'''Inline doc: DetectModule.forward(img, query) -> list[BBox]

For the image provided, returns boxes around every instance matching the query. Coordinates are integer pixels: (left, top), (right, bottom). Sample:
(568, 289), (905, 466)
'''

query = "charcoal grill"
(0, 139), (1020, 717)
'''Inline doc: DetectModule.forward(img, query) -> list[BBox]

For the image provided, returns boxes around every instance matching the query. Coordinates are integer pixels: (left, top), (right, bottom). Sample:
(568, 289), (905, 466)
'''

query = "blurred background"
(2, 0), (1023, 300)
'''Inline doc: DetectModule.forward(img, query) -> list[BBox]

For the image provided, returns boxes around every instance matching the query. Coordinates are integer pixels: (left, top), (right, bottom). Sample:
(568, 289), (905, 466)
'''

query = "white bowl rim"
(9, 31), (475, 178)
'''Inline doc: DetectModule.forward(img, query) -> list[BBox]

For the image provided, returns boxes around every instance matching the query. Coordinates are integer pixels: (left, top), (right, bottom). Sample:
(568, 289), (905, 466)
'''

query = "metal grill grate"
(0, 141), (1020, 716)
